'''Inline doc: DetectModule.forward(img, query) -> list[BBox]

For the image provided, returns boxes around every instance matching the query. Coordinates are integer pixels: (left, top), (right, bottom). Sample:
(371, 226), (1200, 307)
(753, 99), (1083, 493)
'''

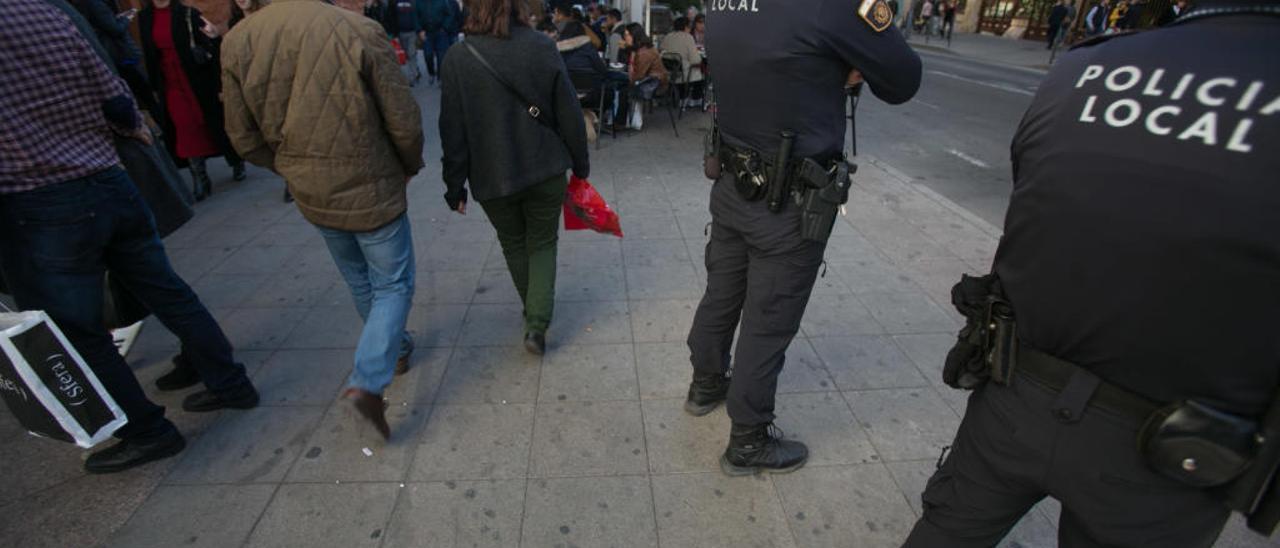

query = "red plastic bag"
(391, 38), (407, 65)
(563, 175), (623, 237)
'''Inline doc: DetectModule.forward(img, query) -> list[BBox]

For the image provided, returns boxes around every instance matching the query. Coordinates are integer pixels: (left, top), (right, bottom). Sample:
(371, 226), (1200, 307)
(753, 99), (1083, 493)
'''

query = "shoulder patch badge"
(859, 0), (893, 32)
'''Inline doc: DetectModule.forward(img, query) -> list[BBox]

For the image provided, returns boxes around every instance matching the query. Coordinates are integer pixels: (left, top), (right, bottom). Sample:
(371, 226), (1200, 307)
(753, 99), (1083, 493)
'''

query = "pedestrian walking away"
(904, 2), (1280, 546)
(386, 0), (425, 84)
(138, 0), (246, 201)
(690, 0), (921, 476)
(439, 0), (591, 357)
(221, 0), (425, 440)
(421, 0), (461, 85)
(0, 0), (260, 475)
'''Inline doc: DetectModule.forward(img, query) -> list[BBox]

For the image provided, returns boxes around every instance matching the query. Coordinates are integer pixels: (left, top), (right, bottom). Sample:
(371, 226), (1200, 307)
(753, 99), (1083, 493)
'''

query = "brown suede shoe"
(342, 388), (390, 440)
(395, 351), (412, 376)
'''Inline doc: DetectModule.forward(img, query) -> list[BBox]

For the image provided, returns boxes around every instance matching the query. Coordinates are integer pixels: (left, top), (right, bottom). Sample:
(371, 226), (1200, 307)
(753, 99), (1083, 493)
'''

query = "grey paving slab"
(175, 223), (264, 251)
(829, 257), (924, 295)
(209, 245), (306, 276)
(413, 269), (483, 305)
(530, 401), (648, 477)
(107, 484), (276, 548)
(473, 269), (523, 304)
(810, 335), (929, 391)
(243, 269), (344, 308)
(556, 265), (628, 302)
(854, 218), (956, 265)
(816, 232), (885, 264)
(382, 480), (525, 548)
(778, 339), (837, 393)
(427, 219), (499, 243)
(410, 404), (534, 481)
(0, 429), (87, 507)
(165, 246), (237, 283)
(416, 240), (492, 272)
(456, 303), (525, 347)
(165, 406), (323, 484)
(557, 241), (624, 268)
(651, 473), (797, 548)
(382, 346), (452, 407)
(287, 404), (429, 482)
(643, 398), (730, 474)
(894, 333), (972, 414)
(538, 343), (638, 402)
(858, 291), (959, 334)
(521, 476), (660, 548)
(636, 341), (692, 400)
(630, 299), (697, 343)
(435, 346), (540, 405)
(246, 221), (324, 247)
(775, 392), (880, 467)
(244, 483), (399, 548)
(281, 305), (364, 349)
(844, 389), (960, 462)
(625, 264), (703, 300)
(800, 293), (885, 337)
(551, 301), (634, 347)
(405, 302), (469, 348)
(189, 273), (271, 310)
(773, 464), (918, 548)
(622, 239), (695, 268)
(218, 306), (309, 350)
(251, 349), (353, 406)
(622, 214), (684, 240)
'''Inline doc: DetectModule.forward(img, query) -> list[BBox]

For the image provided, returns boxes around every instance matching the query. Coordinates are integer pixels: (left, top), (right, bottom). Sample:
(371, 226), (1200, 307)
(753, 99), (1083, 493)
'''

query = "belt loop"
(1050, 369), (1101, 424)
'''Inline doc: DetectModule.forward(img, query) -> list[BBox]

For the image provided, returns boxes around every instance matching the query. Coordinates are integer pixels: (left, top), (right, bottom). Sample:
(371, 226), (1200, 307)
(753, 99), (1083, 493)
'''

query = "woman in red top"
(139, 0), (244, 201)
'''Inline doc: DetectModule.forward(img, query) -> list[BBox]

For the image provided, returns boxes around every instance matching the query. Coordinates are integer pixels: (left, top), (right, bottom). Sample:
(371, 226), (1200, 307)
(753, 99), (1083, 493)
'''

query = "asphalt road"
(857, 48), (1047, 226)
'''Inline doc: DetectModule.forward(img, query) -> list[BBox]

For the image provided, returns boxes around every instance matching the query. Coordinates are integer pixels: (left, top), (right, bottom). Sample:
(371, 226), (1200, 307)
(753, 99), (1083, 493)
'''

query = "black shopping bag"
(0, 312), (127, 447)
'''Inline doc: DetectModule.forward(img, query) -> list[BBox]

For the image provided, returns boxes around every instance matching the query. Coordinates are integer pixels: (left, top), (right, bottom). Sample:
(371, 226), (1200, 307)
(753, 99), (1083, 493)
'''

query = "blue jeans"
(0, 168), (252, 440)
(315, 214), (415, 395)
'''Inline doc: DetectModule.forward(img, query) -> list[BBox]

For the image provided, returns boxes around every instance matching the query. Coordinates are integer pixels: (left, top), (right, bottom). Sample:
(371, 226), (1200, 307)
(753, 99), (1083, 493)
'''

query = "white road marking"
(947, 148), (991, 168)
(927, 70), (1036, 96)
(915, 99), (942, 110)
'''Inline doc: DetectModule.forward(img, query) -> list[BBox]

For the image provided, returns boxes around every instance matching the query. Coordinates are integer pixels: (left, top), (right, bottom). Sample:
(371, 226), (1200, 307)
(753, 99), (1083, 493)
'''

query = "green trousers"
(479, 174), (567, 334)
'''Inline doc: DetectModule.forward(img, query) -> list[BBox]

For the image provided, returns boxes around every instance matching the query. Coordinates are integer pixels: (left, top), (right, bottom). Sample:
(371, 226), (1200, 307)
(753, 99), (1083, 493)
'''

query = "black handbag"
(186, 10), (213, 66)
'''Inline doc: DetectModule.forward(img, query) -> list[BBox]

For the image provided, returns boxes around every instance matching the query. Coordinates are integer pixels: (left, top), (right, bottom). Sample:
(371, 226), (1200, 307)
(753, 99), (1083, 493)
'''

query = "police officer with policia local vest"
(904, 2), (1280, 546)
(686, 0), (920, 475)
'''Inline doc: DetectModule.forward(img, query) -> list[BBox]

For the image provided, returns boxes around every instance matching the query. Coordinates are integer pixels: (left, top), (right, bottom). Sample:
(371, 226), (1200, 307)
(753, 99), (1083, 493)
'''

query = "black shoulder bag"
(461, 41), (556, 132)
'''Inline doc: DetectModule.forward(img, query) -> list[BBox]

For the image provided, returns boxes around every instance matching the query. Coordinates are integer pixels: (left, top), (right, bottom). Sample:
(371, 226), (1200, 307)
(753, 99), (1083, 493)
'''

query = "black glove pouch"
(942, 273), (1001, 390)
(1138, 400), (1260, 488)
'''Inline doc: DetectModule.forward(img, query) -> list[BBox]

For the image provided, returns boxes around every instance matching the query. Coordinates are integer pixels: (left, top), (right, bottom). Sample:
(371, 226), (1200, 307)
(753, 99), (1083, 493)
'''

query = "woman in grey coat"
(439, 0), (590, 355)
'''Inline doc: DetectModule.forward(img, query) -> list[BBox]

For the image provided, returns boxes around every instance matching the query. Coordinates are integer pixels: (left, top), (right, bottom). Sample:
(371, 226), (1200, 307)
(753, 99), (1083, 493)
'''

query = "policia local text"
(1075, 64), (1277, 153)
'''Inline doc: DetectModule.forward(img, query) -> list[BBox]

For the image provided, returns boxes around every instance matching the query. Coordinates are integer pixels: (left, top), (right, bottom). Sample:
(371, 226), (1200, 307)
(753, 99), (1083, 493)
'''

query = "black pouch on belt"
(1137, 400), (1261, 487)
(797, 158), (852, 243)
(942, 273), (1005, 389)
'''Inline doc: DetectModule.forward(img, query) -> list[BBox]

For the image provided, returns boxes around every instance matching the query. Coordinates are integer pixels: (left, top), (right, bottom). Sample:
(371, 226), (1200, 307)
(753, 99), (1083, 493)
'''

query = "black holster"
(796, 157), (853, 244)
(942, 273), (1016, 390)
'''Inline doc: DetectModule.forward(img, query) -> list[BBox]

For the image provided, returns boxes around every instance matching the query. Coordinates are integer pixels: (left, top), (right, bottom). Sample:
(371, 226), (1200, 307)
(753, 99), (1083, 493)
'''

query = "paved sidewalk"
(908, 31), (1057, 72)
(1, 83), (1274, 547)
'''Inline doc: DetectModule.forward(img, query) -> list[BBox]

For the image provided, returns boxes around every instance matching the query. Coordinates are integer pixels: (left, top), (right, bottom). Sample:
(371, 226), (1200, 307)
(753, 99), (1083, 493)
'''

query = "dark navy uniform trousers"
(687, 173), (825, 427)
(905, 371), (1232, 547)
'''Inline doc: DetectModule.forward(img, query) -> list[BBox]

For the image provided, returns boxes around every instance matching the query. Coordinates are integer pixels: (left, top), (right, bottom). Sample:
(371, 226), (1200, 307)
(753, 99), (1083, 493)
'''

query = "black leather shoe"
(524, 331), (546, 356)
(720, 422), (809, 476)
(182, 385), (260, 413)
(232, 162), (247, 181)
(155, 354), (201, 392)
(84, 429), (186, 474)
(684, 372), (730, 416)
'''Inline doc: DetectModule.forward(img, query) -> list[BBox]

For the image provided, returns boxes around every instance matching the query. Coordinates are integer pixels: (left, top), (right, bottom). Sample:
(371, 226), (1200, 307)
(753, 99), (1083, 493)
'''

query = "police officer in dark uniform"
(905, 2), (1280, 545)
(685, 0), (921, 475)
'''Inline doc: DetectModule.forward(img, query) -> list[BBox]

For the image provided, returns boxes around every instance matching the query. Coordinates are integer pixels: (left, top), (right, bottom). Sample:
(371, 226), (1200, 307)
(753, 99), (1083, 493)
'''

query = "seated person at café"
(559, 21), (628, 128)
(623, 22), (668, 99)
(660, 16), (704, 105)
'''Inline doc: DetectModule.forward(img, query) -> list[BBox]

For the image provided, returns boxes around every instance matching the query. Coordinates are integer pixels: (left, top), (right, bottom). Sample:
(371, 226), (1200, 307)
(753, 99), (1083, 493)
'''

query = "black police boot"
(684, 372), (730, 416)
(231, 160), (247, 182)
(720, 422), (809, 477)
(84, 428), (186, 474)
(182, 383), (260, 413)
(155, 353), (200, 392)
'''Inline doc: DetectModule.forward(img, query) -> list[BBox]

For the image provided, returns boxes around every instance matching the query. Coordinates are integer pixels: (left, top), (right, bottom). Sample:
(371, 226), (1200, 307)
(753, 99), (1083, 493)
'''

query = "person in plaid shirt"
(0, 0), (260, 474)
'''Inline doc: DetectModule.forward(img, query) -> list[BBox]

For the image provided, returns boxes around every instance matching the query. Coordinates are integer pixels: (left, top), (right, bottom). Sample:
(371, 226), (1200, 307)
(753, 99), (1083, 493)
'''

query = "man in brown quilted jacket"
(221, 0), (425, 440)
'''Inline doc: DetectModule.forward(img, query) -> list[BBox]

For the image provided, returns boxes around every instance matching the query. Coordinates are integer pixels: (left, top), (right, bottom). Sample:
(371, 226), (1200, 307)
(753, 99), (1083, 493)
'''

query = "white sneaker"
(111, 321), (145, 357)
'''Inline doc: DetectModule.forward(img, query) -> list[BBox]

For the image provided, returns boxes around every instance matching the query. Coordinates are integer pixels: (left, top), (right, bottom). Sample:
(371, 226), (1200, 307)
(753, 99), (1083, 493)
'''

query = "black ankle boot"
(524, 331), (546, 356)
(684, 372), (729, 416)
(231, 161), (247, 182)
(720, 422), (808, 476)
(155, 353), (200, 392)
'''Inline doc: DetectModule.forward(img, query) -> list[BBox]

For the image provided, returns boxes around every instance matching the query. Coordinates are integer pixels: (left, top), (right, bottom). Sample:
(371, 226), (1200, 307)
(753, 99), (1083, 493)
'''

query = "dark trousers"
(904, 373), (1231, 547)
(0, 168), (252, 440)
(687, 174), (825, 426)
(479, 174), (567, 334)
(423, 30), (455, 77)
